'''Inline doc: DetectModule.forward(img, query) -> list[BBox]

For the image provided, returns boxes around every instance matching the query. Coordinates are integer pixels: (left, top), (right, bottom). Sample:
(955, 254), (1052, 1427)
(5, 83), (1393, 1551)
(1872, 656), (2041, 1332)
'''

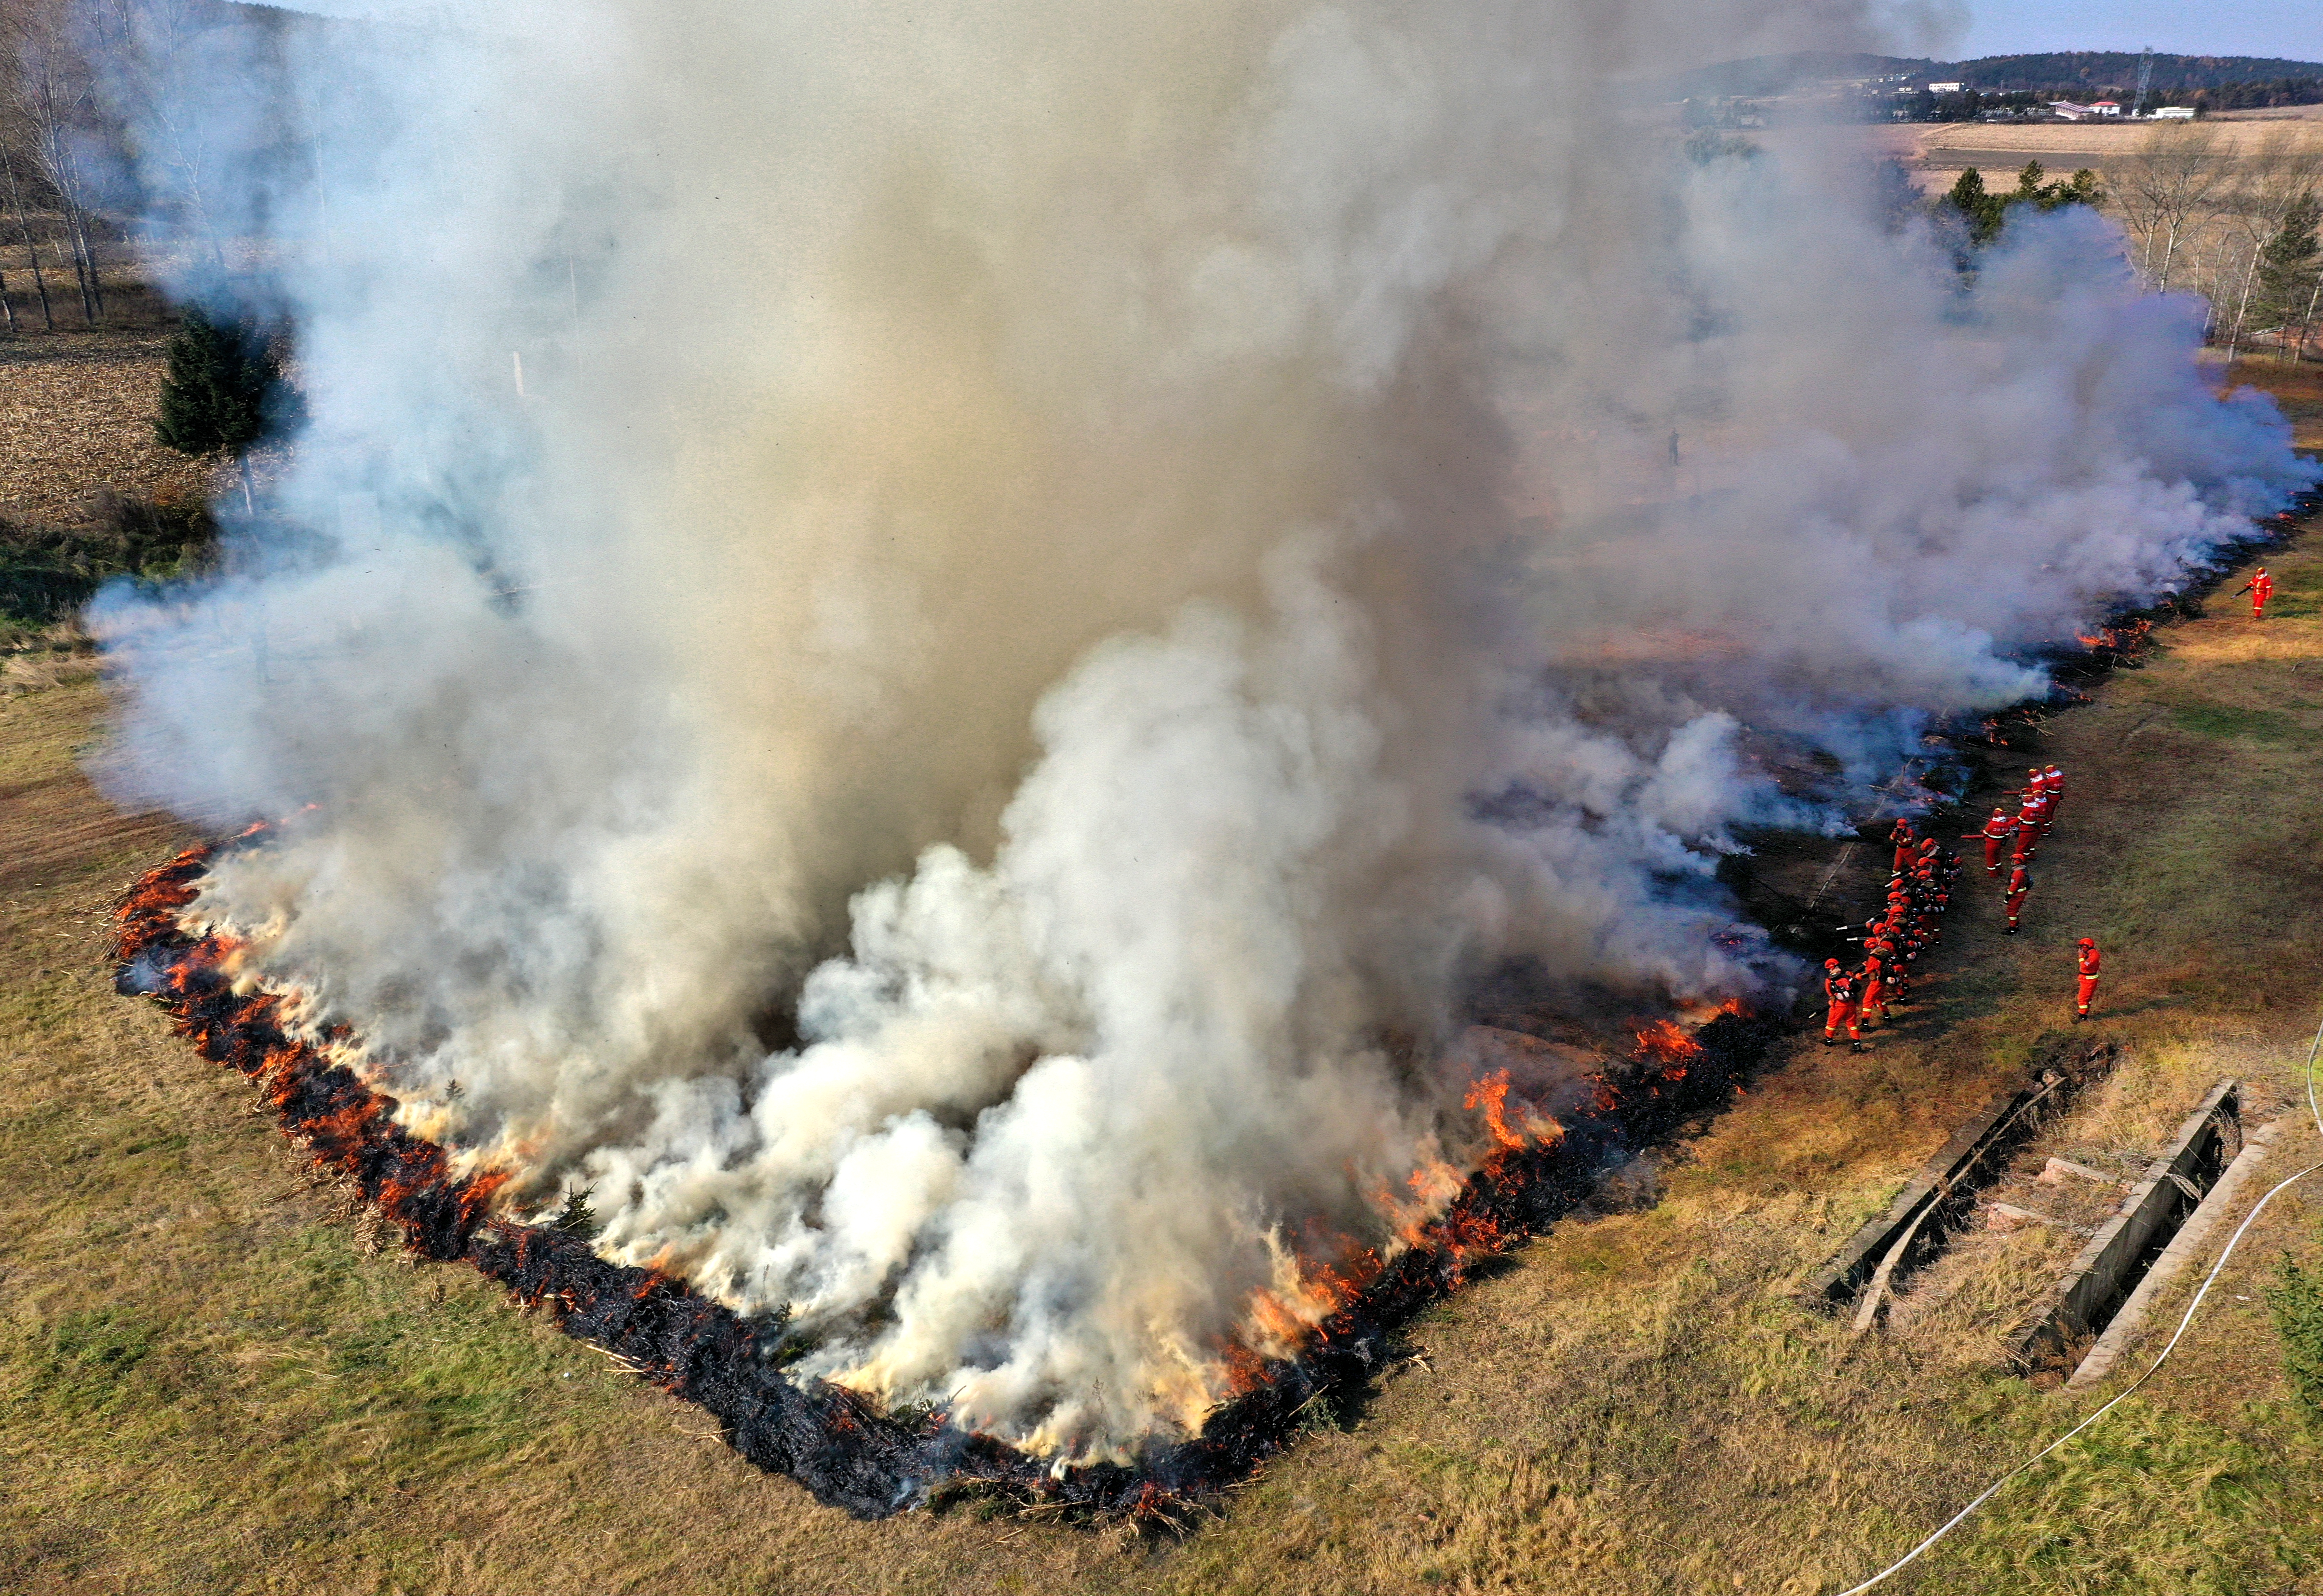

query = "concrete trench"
(2008, 1079), (2243, 1381)
(1800, 1041), (2119, 1320)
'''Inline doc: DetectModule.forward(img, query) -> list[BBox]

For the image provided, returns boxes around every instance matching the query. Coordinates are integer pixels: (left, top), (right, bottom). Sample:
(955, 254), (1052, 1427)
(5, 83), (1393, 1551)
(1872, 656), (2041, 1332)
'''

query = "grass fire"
(7, 0), (2323, 1590)
(115, 830), (1786, 1515)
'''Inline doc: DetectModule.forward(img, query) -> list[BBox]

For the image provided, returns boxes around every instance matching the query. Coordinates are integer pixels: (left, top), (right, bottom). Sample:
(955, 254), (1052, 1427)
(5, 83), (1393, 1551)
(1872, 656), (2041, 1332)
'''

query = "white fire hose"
(1830, 1010), (2323, 1596)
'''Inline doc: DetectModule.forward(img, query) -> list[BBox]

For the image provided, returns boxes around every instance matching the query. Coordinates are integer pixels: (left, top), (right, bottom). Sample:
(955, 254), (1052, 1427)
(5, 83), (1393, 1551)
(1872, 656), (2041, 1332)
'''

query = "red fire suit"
(1823, 968), (1861, 1043)
(2076, 942), (2101, 1018)
(2042, 766), (2065, 826)
(2004, 867), (2032, 932)
(2242, 568), (2274, 619)
(1889, 819), (1918, 876)
(2012, 806), (2042, 864)
(1969, 812), (2013, 876)
(1858, 956), (1887, 1024)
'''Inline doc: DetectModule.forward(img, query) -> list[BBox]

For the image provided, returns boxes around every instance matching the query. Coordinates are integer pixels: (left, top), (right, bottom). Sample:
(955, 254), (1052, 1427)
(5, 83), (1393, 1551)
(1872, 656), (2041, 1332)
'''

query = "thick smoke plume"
(91, 0), (2313, 1458)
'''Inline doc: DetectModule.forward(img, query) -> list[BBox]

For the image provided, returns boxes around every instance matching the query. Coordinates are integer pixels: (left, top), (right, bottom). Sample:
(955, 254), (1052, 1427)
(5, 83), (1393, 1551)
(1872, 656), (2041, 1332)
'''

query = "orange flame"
(1632, 1018), (1703, 1068)
(1464, 1069), (1528, 1151)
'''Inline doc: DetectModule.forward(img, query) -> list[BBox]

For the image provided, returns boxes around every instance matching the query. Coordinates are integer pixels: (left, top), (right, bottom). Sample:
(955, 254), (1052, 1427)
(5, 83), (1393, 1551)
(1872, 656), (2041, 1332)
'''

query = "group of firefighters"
(1811, 558), (2284, 1051)
(1820, 762), (2101, 1050)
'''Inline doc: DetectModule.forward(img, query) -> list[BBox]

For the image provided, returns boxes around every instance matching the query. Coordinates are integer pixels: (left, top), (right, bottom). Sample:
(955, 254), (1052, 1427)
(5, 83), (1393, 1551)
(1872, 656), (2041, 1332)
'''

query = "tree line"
(0, 0), (117, 331)
(2102, 125), (2323, 364)
(1928, 129), (2323, 367)
(1940, 161), (2106, 248)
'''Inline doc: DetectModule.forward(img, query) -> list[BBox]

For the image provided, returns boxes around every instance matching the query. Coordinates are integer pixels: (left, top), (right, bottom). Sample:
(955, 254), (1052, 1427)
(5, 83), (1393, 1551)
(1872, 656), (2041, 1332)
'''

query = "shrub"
(0, 494), (219, 624)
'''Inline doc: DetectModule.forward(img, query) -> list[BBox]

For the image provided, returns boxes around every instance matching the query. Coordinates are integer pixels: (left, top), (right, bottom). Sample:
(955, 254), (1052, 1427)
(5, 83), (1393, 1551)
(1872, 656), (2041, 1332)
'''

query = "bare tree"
(2216, 132), (2323, 368)
(6, 3), (107, 323)
(81, 0), (235, 275)
(1, 152), (55, 329)
(2107, 124), (2227, 297)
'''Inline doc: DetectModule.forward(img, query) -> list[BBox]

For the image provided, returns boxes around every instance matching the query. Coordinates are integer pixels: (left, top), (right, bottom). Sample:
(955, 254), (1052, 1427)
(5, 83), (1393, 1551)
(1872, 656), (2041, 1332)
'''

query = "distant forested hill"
(1953, 53), (2323, 93)
(1654, 50), (2323, 110)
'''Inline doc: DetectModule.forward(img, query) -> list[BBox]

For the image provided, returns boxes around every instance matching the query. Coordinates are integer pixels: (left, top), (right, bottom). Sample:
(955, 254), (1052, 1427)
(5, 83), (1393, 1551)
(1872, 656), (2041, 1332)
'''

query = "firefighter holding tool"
(2041, 764), (2064, 828)
(1858, 952), (1888, 1028)
(1888, 817), (1918, 877)
(2003, 864), (2032, 934)
(2235, 567), (2273, 620)
(1823, 959), (1864, 1049)
(2074, 938), (2101, 1021)
(1966, 807), (2013, 877)
(2012, 799), (2041, 867)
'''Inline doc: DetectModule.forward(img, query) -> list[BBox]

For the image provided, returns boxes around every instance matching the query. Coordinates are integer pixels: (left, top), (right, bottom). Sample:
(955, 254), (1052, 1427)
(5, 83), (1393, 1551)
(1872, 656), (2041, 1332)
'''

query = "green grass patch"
(2167, 702), (2312, 743)
(39, 1309), (161, 1412)
(1927, 1399), (2323, 1595)
(2265, 565), (2323, 619)
(2268, 1256), (2323, 1417)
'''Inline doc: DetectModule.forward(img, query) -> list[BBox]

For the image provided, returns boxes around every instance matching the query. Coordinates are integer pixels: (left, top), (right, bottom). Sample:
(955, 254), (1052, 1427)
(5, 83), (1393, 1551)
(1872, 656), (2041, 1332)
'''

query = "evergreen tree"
(2254, 192), (2321, 330)
(1945, 163), (2106, 257)
(154, 307), (297, 509)
(1945, 167), (2005, 248)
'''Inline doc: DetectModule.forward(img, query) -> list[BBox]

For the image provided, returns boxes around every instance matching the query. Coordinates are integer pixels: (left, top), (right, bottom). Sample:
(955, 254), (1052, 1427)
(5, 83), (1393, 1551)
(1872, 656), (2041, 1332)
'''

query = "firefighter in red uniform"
(2012, 798), (2042, 866)
(2073, 937), (2101, 1021)
(2235, 567), (2274, 619)
(2041, 765), (2065, 828)
(1888, 818), (1918, 877)
(1822, 959), (1864, 1049)
(2003, 864), (2032, 933)
(1858, 951), (1888, 1028)
(1869, 934), (1902, 1006)
(1966, 806), (2013, 877)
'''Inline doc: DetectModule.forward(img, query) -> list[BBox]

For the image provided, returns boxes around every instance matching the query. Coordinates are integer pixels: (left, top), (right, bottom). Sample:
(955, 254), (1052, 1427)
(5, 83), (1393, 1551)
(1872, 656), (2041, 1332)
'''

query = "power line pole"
(2132, 47), (2155, 118)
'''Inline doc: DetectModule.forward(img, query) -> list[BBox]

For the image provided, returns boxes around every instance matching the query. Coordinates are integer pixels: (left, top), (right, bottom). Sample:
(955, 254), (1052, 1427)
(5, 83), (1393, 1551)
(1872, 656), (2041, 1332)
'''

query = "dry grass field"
(1760, 115), (2323, 196)
(3, 366), (2323, 1593)
(0, 236), (196, 530)
(0, 329), (209, 529)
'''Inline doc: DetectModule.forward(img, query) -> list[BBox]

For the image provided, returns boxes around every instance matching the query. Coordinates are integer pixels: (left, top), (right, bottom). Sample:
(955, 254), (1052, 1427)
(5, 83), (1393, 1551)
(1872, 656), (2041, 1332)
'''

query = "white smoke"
(89, 0), (2314, 1457)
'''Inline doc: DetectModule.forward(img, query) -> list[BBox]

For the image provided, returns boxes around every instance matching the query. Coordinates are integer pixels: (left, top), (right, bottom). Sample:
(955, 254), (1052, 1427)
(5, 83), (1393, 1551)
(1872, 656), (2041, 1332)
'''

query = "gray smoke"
(90, 0), (2314, 1458)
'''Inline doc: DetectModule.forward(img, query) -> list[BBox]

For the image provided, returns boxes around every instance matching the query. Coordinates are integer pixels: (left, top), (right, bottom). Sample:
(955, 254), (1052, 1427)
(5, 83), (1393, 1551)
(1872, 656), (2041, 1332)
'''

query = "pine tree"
(154, 307), (297, 510)
(1941, 162), (2108, 263)
(1944, 168), (2005, 248)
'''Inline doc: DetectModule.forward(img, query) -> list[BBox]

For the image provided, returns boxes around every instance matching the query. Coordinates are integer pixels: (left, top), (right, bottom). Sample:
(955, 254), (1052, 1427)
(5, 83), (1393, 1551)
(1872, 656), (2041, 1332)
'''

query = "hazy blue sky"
(1954, 0), (2322, 63)
(274, 1), (2323, 68)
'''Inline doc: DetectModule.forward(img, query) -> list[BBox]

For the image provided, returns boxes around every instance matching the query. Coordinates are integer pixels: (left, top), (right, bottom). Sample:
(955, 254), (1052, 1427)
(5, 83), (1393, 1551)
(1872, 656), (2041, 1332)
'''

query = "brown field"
(3, 352), (2323, 1592)
(0, 236), (213, 530)
(1757, 116), (2323, 195)
(0, 329), (212, 528)
(2220, 357), (2323, 451)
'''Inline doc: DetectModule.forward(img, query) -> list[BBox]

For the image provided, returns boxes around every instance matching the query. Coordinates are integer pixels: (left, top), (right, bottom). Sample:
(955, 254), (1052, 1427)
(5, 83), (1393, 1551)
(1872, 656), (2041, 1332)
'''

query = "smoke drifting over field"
(93, 0), (2313, 1456)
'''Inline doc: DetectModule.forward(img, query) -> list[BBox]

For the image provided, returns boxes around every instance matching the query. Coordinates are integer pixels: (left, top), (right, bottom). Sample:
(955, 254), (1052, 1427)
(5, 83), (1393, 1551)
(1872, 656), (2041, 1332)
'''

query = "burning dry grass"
(6, 422), (2323, 1587)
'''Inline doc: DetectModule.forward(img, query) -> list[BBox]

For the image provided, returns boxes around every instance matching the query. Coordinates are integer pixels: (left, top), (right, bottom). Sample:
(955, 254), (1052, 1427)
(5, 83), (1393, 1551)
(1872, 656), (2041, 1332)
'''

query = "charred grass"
(6, 473), (2323, 1587)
